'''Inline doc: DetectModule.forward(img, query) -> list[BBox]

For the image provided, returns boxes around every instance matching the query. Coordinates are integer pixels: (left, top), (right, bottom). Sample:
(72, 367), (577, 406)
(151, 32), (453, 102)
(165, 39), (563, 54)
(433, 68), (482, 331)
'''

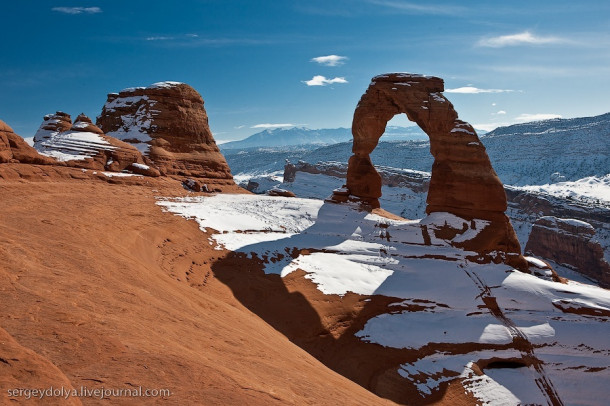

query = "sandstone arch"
(344, 73), (525, 268)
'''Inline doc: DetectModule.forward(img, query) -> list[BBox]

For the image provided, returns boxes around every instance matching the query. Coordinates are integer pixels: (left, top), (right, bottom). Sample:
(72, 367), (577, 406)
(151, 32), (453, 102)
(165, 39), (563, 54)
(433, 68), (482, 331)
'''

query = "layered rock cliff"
(96, 81), (233, 182)
(525, 216), (610, 287)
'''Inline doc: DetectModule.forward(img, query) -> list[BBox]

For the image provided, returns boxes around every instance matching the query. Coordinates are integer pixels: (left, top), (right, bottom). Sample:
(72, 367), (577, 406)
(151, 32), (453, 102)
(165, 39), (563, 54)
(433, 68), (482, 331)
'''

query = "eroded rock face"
(32, 113), (159, 176)
(71, 113), (104, 134)
(96, 81), (233, 182)
(33, 111), (72, 147)
(525, 217), (610, 287)
(343, 73), (524, 268)
(0, 119), (54, 165)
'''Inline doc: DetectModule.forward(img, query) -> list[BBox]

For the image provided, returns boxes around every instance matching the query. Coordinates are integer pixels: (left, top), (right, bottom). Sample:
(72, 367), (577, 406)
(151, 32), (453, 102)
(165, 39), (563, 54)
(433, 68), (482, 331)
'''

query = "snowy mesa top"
(120, 81), (185, 93)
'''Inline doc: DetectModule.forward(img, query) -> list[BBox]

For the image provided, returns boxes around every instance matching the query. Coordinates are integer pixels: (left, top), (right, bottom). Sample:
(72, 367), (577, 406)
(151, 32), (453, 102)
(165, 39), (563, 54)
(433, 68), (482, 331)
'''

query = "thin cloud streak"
(445, 86), (515, 94)
(303, 75), (348, 86)
(146, 36), (174, 41)
(52, 7), (102, 15)
(141, 35), (280, 47)
(311, 55), (348, 66)
(478, 31), (568, 47)
(365, 0), (465, 15)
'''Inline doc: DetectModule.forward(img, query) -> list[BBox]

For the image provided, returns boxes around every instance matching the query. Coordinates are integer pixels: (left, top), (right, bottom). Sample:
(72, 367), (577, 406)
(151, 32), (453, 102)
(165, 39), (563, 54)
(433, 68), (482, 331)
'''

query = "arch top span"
(340, 72), (526, 270)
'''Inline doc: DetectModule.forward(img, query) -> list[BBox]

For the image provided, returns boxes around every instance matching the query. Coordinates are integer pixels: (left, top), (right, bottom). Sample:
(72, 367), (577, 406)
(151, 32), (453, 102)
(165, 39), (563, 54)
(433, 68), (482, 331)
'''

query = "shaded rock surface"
(525, 216), (610, 287)
(97, 81), (233, 182)
(342, 73), (524, 268)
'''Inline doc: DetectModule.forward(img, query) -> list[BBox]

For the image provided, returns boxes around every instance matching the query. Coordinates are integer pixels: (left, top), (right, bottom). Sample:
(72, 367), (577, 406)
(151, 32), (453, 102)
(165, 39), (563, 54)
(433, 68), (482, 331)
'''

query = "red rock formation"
(96, 81), (233, 183)
(32, 113), (160, 176)
(32, 111), (72, 146)
(525, 216), (610, 287)
(71, 113), (104, 134)
(341, 73), (525, 269)
(267, 189), (296, 197)
(283, 160), (297, 183)
(0, 119), (55, 165)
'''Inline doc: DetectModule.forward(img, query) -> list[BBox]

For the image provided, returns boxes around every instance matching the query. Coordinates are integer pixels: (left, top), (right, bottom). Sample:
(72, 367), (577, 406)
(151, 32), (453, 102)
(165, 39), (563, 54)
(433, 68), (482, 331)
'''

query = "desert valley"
(1, 73), (609, 405)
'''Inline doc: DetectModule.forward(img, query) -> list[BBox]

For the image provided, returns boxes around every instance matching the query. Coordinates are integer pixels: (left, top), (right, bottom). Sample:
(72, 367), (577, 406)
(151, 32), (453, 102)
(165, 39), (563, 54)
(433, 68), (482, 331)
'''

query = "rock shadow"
(209, 202), (454, 404)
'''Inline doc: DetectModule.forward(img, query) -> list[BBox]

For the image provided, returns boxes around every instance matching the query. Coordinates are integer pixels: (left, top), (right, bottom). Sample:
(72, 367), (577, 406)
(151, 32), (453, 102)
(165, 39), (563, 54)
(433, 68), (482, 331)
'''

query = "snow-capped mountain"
(220, 127), (352, 149)
(219, 125), (484, 150)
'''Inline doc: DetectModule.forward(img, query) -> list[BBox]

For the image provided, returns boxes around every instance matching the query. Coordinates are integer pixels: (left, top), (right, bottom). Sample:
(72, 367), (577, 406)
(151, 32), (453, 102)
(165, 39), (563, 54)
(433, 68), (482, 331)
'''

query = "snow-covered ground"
(238, 169), (610, 269)
(236, 171), (428, 219)
(158, 193), (610, 405)
(514, 175), (610, 207)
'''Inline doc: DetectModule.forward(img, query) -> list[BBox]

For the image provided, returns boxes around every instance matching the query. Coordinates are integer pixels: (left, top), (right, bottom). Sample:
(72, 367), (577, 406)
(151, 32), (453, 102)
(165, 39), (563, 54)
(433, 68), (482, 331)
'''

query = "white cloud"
(515, 113), (562, 122)
(303, 75), (348, 86)
(445, 86), (514, 94)
(251, 123), (295, 129)
(478, 31), (567, 48)
(234, 125), (245, 129)
(311, 55), (348, 67)
(146, 34), (204, 41)
(52, 7), (101, 14)
(496, 110), (506, 115)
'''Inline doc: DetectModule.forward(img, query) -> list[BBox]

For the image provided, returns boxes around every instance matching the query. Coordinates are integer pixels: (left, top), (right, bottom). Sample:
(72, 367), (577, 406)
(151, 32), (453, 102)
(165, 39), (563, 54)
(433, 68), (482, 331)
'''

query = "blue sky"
(1, 1), (609, 141)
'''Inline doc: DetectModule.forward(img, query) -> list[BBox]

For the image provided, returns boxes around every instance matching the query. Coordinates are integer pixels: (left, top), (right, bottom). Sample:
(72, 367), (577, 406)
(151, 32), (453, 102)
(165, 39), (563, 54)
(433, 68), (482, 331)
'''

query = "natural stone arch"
(343, 73), (526, 269)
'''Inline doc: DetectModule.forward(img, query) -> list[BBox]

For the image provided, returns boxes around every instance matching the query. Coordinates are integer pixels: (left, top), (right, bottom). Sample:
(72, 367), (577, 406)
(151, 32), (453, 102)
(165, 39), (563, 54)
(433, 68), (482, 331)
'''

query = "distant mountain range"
(220, 126), (489, 150)
(219, 127), (349, 149)
(223, 112), (610, 187)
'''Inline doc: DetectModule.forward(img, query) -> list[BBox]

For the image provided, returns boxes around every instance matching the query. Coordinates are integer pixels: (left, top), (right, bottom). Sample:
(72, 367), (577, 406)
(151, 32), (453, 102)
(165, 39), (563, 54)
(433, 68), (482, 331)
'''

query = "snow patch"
(35, 131), (115, 161)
